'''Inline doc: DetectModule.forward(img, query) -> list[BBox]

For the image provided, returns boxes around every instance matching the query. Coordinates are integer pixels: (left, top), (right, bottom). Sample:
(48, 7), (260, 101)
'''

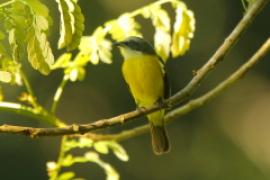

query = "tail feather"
(150, 123), (170, 155)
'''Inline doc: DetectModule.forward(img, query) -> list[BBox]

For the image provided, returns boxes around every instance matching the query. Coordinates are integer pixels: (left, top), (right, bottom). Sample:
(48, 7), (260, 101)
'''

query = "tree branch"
(0, 0), (268, 138)
(72, 37), (270, 141)
(167, 0), (269, 106)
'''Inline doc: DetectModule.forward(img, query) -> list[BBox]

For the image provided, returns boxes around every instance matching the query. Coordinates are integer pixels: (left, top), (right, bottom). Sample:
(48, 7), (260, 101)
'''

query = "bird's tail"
(148, 111), (170, 155)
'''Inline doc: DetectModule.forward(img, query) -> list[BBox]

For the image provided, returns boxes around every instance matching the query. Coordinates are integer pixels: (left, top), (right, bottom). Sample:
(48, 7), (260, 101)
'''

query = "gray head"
(114, 36), (156, 55)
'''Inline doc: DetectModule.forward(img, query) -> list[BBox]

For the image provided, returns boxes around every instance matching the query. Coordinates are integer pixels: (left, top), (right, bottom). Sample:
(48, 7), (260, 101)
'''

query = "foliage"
(47, 137), (128, 180)
(0, 0), (195, 179)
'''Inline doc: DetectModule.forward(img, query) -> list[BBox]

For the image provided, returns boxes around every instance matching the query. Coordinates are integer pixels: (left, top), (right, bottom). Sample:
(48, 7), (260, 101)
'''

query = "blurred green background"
(0, 0), (270, 179)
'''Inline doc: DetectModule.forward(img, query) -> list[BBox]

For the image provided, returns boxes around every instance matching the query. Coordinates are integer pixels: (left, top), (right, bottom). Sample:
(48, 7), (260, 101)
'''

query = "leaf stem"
(0, 0), (14, 9)
(51, 75), (69, 114)
(20, 69), (39, 108)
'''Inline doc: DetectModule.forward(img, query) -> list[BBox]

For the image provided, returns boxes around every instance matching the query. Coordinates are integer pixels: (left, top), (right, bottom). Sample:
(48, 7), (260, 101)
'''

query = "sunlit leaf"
(61, 154), (74, 167)
(27, 16), (54, 75)
(0, 86), (3, 101)
(149, 5), (171, 61)
(0, 31), (4, 40)
(85, 152), (119, 180)
(107, 141), (129, 162)
(0, 71), (12, 83)
(63, 138), (93, 152)
(67, 2), (84, 50)
(22, 0), (50, 18)
(0, 52), (22, 85)
(58, 172), (75, 180)
(79, 27), (112, 64)
(52, 53), (72, 69)
(94, 141), (109, 154)
(57, 0), (85, 50)
(171, 3), (195, 57)
(66, 67), (85, 82)
(105, 14), (142, 41)
(8, 28), (20, 61)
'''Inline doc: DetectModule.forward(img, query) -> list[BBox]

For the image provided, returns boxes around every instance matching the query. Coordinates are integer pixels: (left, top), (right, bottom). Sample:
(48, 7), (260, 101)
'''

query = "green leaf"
(149, 5), (171, 61)
(84, 152), (119, 180)
(26, 16), (54, 75)
(0, 31), (5, 40)
(0, 86), (3, 101)
(94, 141), (109, 154)
(171, 3), (195, 57)
(107, 141), (129, 162)
(0, 71), (12, 83)
(105, 14), (141, 41)
(57, 0), (85, 50)
(8, 28), (20, 61)
(61, 154), (74, 167)
(52, 53), (72, 69)
(0, 50), (22, 85)
(22, 0), (50, 18)
(58, 172), (75, 180)
(79, 27), (113, 64)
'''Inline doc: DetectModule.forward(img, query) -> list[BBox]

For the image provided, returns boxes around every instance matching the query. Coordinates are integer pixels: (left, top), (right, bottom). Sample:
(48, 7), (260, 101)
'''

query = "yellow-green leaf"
(57, 0), (85, 50)
(79, 27), (112, 64)
(0, 31), (5, 40)
(27, 24), (54, 75)
(0, 86), (3, 101)
(52, 53), (72, 69)
(0, 71), (12, 83)
(107, 141), (129, 162)
(171, 3), (195, 57)
(149, 5), (171, 61)
(8, 28), (20, 61)
(58, 172), (75, 180)
(94, 141), (109, 154)
(105, 14), (141, 41)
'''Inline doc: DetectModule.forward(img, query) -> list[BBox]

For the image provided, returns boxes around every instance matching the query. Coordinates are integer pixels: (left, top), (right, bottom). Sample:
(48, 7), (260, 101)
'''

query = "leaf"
(94, 141), (109, 154)
(58, 172), (75, 180)
(26, 16), (54, 75)
(0, 86), (3, 101)
(105, 14), (141, 41)
(107, 141), (129, 162)
(149, 5), (171, 61)
(67, 3), (84, 50)
(63, 138), (93, 152)
(171, 3), (195, 57)
(79, 27), (112, 64)
(57, 0), (85, 50)
(85, 152), (119, 180)
(0, 71), (12, 83)
(52, 53), (72, 69)
(0, 51), (22, 85)
(8, 28), (20, 61)
(61, 154), (74, 167)
(0, 31), (4, 40)
(22, 0), (49, 18)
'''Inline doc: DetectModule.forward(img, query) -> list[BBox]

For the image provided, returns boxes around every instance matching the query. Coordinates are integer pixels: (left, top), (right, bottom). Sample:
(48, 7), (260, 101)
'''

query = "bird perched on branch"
(114, 36), (170, 155)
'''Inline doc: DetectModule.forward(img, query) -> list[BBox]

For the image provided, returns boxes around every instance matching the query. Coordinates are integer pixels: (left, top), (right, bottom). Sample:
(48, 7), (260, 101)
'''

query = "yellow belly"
(122, 55), (164, 108)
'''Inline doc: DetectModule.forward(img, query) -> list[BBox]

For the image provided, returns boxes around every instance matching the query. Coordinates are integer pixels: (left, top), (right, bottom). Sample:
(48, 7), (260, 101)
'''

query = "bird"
(114, 36), (170, 155)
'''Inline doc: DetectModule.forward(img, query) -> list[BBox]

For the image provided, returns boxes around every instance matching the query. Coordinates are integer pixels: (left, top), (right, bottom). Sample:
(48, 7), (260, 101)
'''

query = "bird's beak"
(113, 41), (123, 47)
